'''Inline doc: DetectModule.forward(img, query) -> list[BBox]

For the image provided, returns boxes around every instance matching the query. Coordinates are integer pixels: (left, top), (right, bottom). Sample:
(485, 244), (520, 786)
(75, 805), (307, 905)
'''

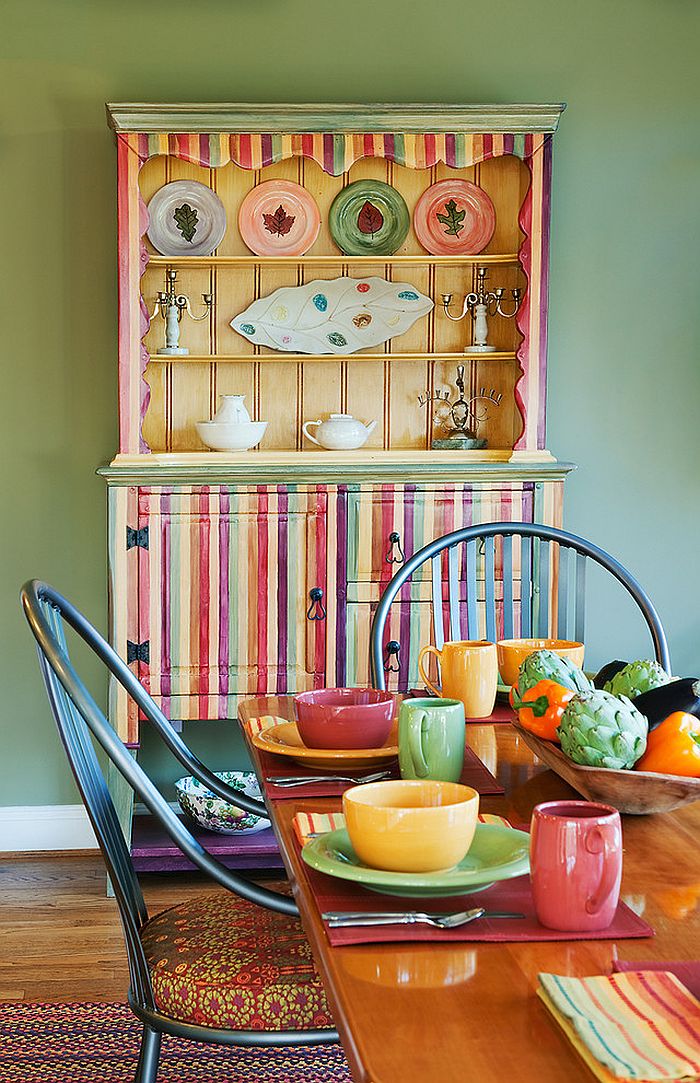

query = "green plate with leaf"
(329, 180), (410, 256)
(147, 180), (227, 257)
(301, 823), (529, 897)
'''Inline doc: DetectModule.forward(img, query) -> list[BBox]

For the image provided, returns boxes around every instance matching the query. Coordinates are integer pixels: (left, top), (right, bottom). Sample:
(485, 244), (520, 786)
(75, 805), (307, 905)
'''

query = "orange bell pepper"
(511, 680), (574, 742)
(635, 712), (700, 777)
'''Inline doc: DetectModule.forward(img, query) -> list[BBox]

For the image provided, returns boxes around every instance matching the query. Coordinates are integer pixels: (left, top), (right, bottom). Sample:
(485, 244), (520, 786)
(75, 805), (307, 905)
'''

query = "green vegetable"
(592, 660), (628, 689)
(517, 649), (592, 697)
(603, 659), (671, 699)
(557, 689), (648, 770)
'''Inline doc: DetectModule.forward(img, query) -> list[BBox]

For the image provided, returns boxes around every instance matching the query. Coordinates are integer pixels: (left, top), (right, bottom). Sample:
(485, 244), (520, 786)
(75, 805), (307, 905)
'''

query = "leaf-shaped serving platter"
(238, 180), (321, 257)
(231, 277), (433, 355)
(413, 179), (496, 256)
(146, 180), (227, 257)
(329, 180), (410, 256)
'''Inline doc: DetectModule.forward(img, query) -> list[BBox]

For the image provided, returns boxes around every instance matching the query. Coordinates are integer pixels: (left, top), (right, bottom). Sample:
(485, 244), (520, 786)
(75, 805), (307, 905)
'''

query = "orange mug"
(417, 640), (498, 719)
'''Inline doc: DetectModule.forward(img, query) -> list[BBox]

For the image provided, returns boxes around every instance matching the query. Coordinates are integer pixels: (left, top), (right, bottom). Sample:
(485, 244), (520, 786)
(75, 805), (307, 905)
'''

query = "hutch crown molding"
(102, 102), (571, 771)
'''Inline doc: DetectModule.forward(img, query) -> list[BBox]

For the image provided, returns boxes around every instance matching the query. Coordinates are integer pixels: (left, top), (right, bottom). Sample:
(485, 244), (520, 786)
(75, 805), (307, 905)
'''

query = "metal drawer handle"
(306, 587), (326, 621)
(385, 531), (405, 565)
(383, 640), (401, 672)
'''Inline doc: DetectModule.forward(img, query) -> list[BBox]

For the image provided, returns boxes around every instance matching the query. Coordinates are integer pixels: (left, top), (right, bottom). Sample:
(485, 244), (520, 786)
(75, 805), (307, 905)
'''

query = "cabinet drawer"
(344, 483), (534, 586)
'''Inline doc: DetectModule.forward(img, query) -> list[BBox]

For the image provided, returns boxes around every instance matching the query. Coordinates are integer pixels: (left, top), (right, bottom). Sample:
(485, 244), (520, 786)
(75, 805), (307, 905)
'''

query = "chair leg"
(134, 1026), (162, 1083)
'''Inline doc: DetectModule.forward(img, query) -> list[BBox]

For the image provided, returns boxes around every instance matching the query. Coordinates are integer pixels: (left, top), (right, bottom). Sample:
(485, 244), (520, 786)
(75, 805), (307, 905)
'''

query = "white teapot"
(303, 413), (377, 450)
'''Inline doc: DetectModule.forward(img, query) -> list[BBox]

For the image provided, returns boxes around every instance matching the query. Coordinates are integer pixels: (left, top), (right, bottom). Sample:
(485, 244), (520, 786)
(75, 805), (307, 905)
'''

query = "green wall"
(2, 0), (699, 807)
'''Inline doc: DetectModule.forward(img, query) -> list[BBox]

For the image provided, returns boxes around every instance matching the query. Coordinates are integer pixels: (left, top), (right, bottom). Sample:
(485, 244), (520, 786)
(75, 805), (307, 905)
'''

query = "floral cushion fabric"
(141, 890), (334, 1031)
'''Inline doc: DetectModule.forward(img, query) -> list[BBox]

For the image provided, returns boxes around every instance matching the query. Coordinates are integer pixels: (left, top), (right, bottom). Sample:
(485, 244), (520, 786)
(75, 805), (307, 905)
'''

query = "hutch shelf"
(102, 102), (571, 860)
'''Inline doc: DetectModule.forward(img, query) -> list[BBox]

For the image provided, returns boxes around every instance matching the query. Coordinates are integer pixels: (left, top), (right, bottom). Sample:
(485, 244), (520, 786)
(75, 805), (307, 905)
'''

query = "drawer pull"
(306, 587), (326, 622)
(385, 531), (405, 565)
(383, 640), (401, 672)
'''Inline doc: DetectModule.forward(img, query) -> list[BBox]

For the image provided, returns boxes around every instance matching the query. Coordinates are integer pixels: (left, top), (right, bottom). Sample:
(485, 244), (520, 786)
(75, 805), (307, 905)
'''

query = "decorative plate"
(238, 180), (321, 257)
(413, 179), (496, 255)
(252, 721), (399, 771)
(146, 180), (227, 257)
(174, 771), (270, 834)
(301, 824), (530, 897)
(231, 276), (433, 354)
(329, 180), (410, 256)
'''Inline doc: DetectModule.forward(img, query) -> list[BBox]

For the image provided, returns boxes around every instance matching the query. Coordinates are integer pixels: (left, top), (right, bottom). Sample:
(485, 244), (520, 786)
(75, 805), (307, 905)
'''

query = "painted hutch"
(102, 103), (570, 846)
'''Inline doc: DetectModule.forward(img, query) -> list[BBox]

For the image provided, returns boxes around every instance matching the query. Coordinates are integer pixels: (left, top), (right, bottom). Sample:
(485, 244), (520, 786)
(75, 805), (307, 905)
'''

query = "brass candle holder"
(150, 269), (213, 356)
(441, 266), (521, 353)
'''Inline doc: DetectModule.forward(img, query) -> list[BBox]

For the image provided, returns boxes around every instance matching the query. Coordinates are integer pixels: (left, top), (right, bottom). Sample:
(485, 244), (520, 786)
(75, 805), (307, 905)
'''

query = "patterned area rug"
(0, 1002), (351, 1082)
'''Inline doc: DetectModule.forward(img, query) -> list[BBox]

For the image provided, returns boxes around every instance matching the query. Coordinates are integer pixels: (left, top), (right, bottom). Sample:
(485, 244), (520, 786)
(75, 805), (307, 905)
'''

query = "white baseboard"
(0, 805), (98, 853)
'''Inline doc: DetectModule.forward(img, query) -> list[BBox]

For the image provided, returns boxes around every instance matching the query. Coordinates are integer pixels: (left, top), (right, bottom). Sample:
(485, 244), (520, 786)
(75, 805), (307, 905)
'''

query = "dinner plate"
(413, 179), (496, 255)
(329, 180), (410, 256)
(146, 180), (227, 256)
(252, 721), (399, 770)
(238, 180), (321, 257)
(301, 824), (530, 897)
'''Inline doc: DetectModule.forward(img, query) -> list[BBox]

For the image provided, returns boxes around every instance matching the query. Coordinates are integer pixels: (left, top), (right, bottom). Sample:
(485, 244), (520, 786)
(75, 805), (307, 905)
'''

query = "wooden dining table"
(238, 695), (700, 1083)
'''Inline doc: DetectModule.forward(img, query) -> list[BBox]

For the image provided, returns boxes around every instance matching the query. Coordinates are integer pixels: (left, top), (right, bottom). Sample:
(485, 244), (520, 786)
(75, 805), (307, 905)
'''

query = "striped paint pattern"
(136, 486), (329, 729)
(116, 128), (552, 455)
(341, 482), (535, 690)
(120, 131), (547, 176)
(539, 970), (700, 1083)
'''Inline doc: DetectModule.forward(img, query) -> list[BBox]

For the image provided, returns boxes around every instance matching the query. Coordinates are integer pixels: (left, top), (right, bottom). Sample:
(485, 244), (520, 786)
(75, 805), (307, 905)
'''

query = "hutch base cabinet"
(103, 103), (569, 861)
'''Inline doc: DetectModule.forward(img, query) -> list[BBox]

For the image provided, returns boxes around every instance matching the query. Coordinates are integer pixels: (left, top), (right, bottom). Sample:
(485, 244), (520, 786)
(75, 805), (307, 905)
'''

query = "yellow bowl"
(497, 638), (585, 688)
(343, 779), (479, 873)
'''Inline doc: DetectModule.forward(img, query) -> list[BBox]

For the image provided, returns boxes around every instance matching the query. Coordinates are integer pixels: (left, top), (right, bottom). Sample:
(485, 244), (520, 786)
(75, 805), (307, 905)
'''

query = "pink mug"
(530, 800), (622, 932)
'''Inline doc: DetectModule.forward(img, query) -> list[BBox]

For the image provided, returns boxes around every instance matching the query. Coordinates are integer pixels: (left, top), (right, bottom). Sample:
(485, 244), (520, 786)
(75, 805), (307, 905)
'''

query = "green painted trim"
(98, 461), (577, 486)
(106, 102), (566, 134)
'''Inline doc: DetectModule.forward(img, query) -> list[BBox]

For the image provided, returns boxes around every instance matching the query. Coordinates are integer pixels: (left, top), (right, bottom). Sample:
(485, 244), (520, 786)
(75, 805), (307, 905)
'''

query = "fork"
(267, 769), (390, 787)
(322, 908), (526, 929)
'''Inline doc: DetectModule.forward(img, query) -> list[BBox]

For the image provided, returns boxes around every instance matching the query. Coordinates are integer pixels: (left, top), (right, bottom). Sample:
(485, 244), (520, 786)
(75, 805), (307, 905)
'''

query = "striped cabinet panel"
(136, 486), (330, 721)
(339, 483), (536, 690)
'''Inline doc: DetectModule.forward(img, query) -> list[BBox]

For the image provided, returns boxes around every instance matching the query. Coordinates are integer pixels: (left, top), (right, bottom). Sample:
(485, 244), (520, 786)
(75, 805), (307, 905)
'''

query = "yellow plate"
(252, 721), (399, 770)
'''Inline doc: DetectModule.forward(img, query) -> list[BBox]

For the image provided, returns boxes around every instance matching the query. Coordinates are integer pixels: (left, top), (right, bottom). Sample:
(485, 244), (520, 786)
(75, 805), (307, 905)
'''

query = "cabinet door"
(138, 488), (327, 718)
(340, 483), (535, 690)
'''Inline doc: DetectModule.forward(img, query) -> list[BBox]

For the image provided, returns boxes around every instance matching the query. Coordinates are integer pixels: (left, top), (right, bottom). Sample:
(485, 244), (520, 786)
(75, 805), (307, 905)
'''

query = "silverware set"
(322, 908), (525, 929)
(267, 769), (391, 787)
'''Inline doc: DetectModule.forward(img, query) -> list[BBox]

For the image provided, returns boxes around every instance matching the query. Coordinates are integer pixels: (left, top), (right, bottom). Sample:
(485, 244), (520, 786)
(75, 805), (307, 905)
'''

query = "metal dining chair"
(370, 521), (670, 689)
(21, 580), (340, 1083)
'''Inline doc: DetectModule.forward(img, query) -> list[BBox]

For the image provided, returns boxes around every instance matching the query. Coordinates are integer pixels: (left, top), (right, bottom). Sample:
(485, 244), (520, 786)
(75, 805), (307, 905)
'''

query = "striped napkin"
(293, 810), (511, 849)
(538, 971), (700, 1082)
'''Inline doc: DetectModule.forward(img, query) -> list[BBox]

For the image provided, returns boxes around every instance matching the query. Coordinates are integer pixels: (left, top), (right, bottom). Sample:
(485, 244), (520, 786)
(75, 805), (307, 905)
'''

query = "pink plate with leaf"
(238, 180), (321, 257)
(413, 179), (496, 255)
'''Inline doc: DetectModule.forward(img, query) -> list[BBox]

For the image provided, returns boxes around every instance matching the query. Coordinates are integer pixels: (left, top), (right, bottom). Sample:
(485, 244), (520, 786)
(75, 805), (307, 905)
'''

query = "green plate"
(301, 823), (530, 898)
(329, 180), (410, 256)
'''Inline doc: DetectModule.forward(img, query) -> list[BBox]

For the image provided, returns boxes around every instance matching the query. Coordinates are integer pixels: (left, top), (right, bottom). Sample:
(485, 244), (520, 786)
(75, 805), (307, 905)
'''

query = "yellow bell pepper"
(635, 712), (700, 777)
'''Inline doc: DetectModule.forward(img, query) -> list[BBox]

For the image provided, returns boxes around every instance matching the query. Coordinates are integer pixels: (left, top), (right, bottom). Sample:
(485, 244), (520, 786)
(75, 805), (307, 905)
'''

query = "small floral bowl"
(175, 771), (270, 835)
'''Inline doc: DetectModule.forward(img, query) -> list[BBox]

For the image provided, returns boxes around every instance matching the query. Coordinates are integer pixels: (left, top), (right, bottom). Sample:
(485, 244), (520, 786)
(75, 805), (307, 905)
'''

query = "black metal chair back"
(21, 581), (337, 1069)
(370, 522), (669, 689)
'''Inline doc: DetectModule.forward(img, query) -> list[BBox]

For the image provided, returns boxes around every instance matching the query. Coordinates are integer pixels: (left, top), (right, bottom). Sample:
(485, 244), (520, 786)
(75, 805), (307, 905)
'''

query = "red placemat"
(613, 958), (700, 999)
(260, 743), (504, 800)
(301, 864), (653, 945)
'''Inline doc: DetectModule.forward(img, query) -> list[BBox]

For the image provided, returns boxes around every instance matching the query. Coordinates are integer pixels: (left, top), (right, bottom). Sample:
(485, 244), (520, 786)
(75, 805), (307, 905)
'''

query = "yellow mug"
(417, 640), (498, 719)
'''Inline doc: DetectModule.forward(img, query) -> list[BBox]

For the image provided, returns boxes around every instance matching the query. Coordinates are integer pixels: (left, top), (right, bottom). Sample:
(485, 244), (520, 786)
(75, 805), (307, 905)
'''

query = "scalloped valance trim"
(120, 131), (546, 176)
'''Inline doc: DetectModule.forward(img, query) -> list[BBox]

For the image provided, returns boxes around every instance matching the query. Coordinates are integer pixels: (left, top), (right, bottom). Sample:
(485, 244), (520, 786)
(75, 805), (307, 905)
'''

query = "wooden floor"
(0, 851), (223, 1002)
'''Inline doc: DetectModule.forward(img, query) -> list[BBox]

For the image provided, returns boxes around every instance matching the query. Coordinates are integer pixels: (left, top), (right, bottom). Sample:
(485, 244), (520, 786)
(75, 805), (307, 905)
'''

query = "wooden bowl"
(512, 720), (700, 815)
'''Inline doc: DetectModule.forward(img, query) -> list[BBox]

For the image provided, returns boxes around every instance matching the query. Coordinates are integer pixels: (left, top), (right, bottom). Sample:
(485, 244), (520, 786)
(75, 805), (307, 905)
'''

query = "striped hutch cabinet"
(101, 103), (572, 858)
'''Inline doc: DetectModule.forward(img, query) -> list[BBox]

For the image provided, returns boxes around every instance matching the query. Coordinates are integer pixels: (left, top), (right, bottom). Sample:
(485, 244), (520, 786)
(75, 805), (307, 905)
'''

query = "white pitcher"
(213, 395), (251, 424)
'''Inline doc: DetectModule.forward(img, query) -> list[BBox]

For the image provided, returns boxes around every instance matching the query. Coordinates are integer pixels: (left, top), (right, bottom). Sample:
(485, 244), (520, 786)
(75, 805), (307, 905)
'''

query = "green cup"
(398, 698), (466, 783)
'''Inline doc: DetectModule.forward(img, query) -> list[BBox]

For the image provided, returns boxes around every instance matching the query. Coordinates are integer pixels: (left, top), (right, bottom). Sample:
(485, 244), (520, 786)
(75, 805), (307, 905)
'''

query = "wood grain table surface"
(239, 695), (700, 1083)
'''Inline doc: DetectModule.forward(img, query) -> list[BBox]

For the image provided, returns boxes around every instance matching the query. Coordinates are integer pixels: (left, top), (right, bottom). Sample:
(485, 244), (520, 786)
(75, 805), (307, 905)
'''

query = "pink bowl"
(293, 688), (396, 750)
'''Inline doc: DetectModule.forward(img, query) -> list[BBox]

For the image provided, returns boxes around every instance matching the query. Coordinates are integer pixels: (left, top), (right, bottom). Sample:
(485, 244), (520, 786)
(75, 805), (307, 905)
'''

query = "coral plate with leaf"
(175, 771), (269, 834)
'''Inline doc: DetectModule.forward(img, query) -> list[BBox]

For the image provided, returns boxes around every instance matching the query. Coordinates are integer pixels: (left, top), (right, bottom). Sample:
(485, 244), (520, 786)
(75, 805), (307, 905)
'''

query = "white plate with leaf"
(146, 180), (227, 257)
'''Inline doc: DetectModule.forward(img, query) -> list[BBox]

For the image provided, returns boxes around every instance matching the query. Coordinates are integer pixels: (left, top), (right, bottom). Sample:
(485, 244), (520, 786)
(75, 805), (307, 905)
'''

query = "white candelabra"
(150, 269), (213, 356)
(441, 266), (521, 353)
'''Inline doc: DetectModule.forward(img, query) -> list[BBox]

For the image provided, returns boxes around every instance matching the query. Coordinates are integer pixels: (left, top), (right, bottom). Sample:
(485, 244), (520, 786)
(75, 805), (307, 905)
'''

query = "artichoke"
(603, 659), (671, 699)
(557, 690), (648, 769)
(517, 649), (592, 697)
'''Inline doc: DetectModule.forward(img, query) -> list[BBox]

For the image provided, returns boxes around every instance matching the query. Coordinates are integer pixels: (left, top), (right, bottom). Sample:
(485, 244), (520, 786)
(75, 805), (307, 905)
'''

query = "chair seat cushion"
(141, 891), (334, 1032)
